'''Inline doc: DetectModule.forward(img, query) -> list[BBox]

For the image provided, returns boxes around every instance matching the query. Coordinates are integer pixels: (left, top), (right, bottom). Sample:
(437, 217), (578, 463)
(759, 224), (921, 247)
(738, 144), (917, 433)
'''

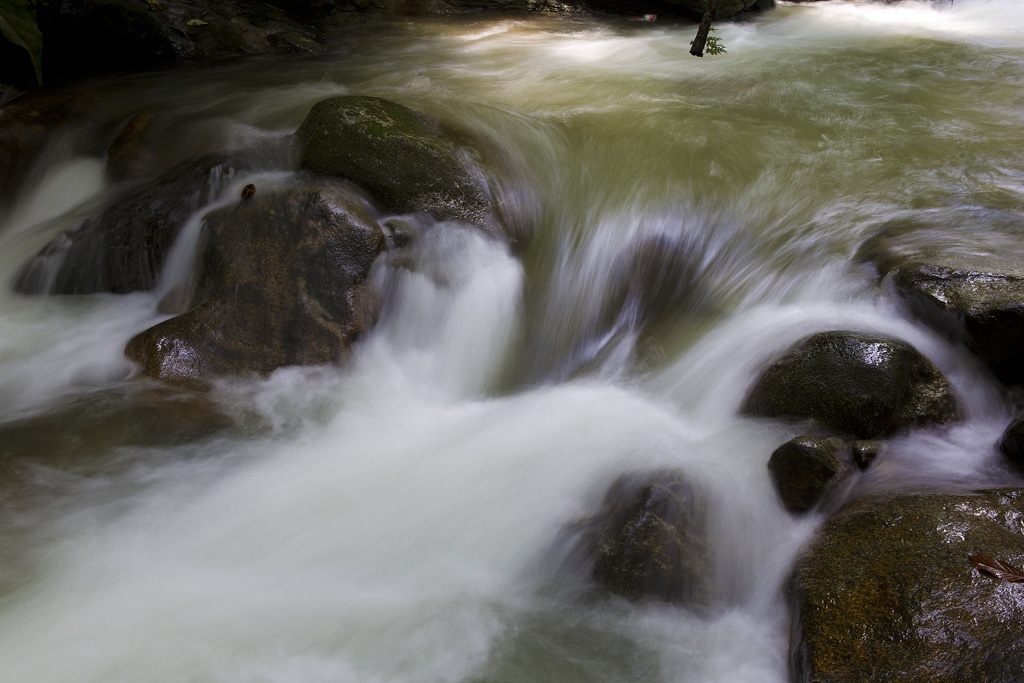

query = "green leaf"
(186, 18), (207, 26)
(0, 0), (44, 85)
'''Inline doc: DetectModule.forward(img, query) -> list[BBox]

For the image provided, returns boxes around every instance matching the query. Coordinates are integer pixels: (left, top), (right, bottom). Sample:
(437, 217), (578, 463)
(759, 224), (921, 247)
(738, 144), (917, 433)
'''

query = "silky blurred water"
(0, 1), (1023, 681)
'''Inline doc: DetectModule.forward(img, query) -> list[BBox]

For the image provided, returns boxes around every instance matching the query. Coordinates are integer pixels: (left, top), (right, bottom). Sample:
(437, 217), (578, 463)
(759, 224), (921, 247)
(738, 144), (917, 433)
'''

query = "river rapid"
(1, 1), (1023, 681)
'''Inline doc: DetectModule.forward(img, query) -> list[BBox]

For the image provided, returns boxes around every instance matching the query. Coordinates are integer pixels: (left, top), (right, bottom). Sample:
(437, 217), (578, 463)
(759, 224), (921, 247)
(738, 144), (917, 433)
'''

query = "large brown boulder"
(742, 331), (959, 439)
(125, 183), (384, 383)
(790, 490), (1024, 683)
(295, 96), (497, 229)
(567, 470), (712, 608)
(15, 152), (255, 295)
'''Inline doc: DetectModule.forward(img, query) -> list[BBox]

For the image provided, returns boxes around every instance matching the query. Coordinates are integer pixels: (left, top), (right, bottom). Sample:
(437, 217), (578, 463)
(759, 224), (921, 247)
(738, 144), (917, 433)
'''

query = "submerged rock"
(295, 96), (496, 228)
(15, 152), (253, 295)
(742, 331), (958, 439)
(605, 231), (714, 332)
(790, 490), (1024, 683)
(767, 437), (852, 514)
(125, 184), (384, 383)
(569, 470), (712, 607)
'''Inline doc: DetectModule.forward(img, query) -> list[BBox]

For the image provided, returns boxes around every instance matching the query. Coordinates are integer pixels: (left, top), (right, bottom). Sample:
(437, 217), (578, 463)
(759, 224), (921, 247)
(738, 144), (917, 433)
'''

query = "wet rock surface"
(296, 95), (497, 228)
(767, 437), (852, 514)
(790, 489), (1024, 683)
(891, 258), (1024, 385)
(569, 470), (712, 607)
(742, 330), (959, 439)
(35, 0), (332, 83)
(14, 152), (254, 295)
(999, 411), (1024, 471)
(125, 184), (384, 383)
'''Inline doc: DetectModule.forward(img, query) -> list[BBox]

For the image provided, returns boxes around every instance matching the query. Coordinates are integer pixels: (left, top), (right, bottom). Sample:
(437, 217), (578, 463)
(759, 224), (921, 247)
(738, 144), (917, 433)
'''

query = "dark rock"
(790, 489), (1024, 683)
(241, 183), (255, 199)
(0, 384), (232, 463)
(295, 96), (496, 228)
(106, 111), (160, 183)
(577, 0), (771, 20)
(851, 439), (883, 470)
(570, 470), (712, 607)
(0, 91), (80, 204)
(767, 437), (851, 513)
(37, 0), (177, 81)
(14, 151), (253, 295)
(742, 331), (959, 439)
(889, 257), (1024, 385)
(35, 0), (332, 83)
(999, 412), (1024, 471)
(125, 183), (385, 383)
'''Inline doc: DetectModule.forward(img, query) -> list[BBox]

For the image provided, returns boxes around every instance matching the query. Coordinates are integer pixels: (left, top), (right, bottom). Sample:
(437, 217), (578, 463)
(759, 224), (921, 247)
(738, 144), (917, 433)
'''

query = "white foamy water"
(1, 1), (1023, 681)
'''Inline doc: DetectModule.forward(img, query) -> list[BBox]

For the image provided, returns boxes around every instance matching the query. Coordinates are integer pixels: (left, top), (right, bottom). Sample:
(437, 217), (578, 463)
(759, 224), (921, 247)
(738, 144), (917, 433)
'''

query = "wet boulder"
(742, 331), (958, 439)
(999, 411), (1024, 471)
(295, 96), (497, 228)
(888, 256), (1024, 385)
(569, 470), (712, 607)
(790, 489), (1024, 683)
(14, 152), (253, 295)
(125, 183), (385, 383)
(767, 437), (852, 514)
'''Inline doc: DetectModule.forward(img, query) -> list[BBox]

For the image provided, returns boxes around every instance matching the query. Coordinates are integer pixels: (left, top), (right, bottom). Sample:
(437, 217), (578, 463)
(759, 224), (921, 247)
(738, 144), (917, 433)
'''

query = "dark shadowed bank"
(0, 0), (773, 88)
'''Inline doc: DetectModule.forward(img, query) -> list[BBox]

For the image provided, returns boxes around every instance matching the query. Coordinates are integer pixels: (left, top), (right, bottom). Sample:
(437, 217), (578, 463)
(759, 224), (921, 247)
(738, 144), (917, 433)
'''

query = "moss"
(296, 96), (494, 227)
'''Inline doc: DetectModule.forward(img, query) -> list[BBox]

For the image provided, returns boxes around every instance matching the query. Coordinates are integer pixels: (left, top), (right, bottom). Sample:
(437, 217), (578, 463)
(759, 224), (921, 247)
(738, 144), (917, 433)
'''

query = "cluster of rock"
(14, 95), (500, 386)
(557, 232), (1024, 680)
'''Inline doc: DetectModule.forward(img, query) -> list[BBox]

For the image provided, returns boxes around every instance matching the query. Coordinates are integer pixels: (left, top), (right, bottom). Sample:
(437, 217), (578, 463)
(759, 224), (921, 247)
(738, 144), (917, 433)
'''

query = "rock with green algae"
(295, 96), (497, 228)
(790, 489), (1024, 683)
(125, 183), (384, 384)
(742, 330), (959, 439)
(568, 470), (713, 608)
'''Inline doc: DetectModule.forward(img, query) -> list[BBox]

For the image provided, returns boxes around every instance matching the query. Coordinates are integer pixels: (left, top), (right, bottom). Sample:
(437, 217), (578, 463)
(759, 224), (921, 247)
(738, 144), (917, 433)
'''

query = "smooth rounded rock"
(742, 330), (958, 439)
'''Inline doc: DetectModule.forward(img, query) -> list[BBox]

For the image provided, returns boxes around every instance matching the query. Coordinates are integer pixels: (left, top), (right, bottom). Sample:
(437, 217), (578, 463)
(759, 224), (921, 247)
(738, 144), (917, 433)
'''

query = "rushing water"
(1, 1), (1024, 681)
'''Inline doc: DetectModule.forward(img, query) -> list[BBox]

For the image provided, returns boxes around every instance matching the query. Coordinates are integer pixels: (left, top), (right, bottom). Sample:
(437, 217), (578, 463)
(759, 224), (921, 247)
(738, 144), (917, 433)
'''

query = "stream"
(1, 1), (1024, 681)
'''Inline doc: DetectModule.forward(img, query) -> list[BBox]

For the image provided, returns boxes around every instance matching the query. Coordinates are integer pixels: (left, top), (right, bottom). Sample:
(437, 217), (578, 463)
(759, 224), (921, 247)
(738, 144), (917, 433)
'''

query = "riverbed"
(1, 1), (1023, 681)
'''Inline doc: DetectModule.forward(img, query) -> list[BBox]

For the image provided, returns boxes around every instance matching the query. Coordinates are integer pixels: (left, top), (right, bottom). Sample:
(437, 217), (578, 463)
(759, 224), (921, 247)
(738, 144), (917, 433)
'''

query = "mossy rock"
(295, 96), (495, 228)
(790, 489), (1024, 683)
(742, 331), (959, 439)
(125, 183), (384, 383)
